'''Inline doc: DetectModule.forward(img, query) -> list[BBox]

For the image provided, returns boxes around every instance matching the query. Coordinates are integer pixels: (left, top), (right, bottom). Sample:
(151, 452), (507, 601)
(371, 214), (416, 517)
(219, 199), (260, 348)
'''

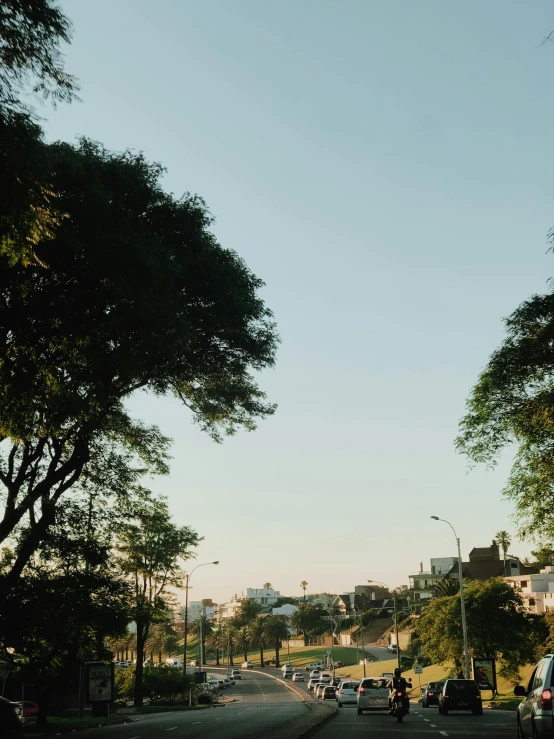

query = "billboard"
(471, 658), (496, 691)
(86, 662), (114, 702)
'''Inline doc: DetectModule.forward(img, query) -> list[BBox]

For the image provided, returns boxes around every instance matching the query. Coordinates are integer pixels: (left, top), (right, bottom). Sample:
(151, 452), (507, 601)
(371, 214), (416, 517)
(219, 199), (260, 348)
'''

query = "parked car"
(225, 675), (234, 686)
(316, 683), (328, 699)
(357, 677), (390, 714)
(421, 681), (445, 708)
(19, 701), (39, 718)
(0, 696), (24, 736)
(333, 661), (344, 668)
(208, 679), (220, 691)
(322, 685), (337, 701)
(387, 644), (398, 653)
(242, 661), (254, 669)
(217, 678), (226, 689)
(309, 670), (321, 680)
(292, 672), (304, 682)
(308, 679), (320, 692)
(438, 679), (482, 716)
(515, 655), (554, 737)
(190, 659), (200, 667)
(337, 680), (360, 707)
(232, 669), (242, 680)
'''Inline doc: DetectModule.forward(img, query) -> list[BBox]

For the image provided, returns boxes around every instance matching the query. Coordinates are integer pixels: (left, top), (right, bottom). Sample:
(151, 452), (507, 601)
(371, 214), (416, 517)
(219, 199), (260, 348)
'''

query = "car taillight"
(339, 690), (344, 694)
(359, 687), (365, 695)
(396, 692), (403, 697)
(428, 692), (434, 696)
(541, 689), (553, 710)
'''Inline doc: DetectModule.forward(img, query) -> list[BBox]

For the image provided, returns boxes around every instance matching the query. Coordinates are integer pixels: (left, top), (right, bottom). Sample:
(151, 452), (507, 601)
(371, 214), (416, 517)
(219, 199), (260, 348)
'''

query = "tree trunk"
(215, 648), (220, 666)
(134, 624), (147, 707)
(274, 639), (280, 668)
(259, 643), (264, 667)
(158, 650), (162, 664)
(36, 684), (50, 726)
(244, 648), (248, 663)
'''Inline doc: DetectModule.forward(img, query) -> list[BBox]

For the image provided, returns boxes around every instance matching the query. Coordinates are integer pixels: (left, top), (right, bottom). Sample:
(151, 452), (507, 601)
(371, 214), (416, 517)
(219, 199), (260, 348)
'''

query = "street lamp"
(183, 561), (219, 680)
(368, 580), (401, 670)
(353, 605), (366, 677)
(431, 516), (470, 679)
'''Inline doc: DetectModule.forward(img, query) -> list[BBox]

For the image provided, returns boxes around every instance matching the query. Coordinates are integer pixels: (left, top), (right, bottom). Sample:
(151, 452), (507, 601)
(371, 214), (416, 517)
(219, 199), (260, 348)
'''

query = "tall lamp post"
(368, 580), (401, 671)
(354, 605), (366, 677)
(183, 561), (219, 680)
(431, 516), (470, 679)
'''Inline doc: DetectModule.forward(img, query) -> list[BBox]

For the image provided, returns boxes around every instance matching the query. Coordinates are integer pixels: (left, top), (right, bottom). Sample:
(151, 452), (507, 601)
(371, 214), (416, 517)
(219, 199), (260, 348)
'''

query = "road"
(51, 671), (313, 739)
(311, 702), (515, 738)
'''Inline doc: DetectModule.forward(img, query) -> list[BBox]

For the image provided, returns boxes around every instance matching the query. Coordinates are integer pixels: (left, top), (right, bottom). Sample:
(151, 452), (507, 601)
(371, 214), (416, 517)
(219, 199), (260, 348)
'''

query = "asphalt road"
(311, 703), (516, 738)
(53, 672), (310, 739)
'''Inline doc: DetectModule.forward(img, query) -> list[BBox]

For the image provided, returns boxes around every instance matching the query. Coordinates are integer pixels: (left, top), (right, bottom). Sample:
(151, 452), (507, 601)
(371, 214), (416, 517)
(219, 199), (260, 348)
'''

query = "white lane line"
(440, 732), (449, 737)
(165, 729), (178, 732)
(424, 718), (430, 722)
(128, 736), (141, 738)
(431, 724), (437, 727)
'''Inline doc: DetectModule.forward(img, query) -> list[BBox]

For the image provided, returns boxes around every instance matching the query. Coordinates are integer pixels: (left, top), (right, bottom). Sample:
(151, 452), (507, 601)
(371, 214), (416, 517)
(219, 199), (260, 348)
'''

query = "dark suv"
(438, 679), (483, 715)
(422, 681), (445, 708)
(515, 654), (554, 738)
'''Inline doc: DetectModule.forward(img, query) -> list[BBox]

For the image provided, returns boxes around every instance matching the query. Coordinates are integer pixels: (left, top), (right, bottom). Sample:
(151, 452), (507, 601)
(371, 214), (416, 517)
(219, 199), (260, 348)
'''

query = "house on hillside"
(446, 541), (537, 581)
(217, 595), (243, 620)
(409, 557), (458, 614)
(507, 566), (554, 614)
(246, 587), (282, 607)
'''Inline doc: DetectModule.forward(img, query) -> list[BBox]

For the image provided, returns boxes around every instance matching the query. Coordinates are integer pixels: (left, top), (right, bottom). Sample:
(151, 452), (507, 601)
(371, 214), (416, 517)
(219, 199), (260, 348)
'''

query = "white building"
(272, 604), (297, 619)
(246, 587), (281, 607)
(507, 567), (554, 614)
(217, 595), (244, 620)
(183, 601), (217, 622)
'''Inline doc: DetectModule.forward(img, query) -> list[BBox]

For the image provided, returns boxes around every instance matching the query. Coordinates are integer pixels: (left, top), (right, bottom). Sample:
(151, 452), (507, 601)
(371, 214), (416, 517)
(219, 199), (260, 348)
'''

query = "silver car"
(516, 655), (554, 738)
(337, 680), (360, 707)
(357, 677), (390, 714)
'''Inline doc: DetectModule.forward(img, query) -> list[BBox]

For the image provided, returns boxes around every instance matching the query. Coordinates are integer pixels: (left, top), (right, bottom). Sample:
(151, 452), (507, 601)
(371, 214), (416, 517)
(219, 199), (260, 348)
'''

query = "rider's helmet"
(394, 668), (401, 677)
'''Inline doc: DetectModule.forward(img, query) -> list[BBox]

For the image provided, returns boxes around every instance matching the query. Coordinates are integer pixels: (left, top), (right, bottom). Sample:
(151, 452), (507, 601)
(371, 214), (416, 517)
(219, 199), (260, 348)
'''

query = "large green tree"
(495, 531), (512, 576)
(117, 500), (200, 706)
(0, 138), (278, 603)
(456, 271), (554, 539)
(247, 615), (267, 666)
(418, 578), (543, 680)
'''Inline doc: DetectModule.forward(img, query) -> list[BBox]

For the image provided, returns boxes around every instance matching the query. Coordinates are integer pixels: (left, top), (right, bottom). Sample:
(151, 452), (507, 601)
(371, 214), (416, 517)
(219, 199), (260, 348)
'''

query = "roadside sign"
(472, 658), (496, 692)
(414, 664), (423, 674)
(86, 662), (114, 702)
(327, 649), (331, 655)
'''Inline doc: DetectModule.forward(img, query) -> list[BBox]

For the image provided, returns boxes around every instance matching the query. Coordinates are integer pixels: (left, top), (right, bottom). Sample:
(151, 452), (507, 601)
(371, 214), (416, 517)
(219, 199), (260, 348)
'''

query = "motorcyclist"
(390, 668), (412, 713)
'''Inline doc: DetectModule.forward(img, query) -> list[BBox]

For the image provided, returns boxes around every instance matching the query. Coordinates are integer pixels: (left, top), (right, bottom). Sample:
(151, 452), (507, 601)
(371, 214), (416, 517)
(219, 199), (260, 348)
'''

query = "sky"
(47, 0), (554, 604)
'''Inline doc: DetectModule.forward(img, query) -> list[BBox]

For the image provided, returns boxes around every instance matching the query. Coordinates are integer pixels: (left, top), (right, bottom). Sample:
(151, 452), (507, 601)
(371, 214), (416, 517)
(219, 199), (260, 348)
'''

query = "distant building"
(246, 587), (282, 607)
(409, 557), (458, 614)
(355, 584), (391, 601)
(507, 567), (554, 614)
(309, 594), (335, 611)
(182, 600), (217, 622)
(446, 541), (536, 581)
(272, 603), (297, 619)
(217, 595), (244, 620)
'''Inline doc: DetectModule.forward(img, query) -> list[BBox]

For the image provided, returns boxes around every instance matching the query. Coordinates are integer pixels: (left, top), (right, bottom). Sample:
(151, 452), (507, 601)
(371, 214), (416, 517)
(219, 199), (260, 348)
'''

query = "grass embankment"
(336, 659), (535, 710)
(23, 716), (129, 734)
(239, 645), (360, 668)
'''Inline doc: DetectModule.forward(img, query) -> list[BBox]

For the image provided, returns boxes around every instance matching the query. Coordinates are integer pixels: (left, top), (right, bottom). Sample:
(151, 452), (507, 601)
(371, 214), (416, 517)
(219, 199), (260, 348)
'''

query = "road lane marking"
(128, 736), (141, 738)
(165, 728), (178, 732)
(431, 724), (437, 727)
(439, 732), (448, 737)
(424, 718), (430, 721)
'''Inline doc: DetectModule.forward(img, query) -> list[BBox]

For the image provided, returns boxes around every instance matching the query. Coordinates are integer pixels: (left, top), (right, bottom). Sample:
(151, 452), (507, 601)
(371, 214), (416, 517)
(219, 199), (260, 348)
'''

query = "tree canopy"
(418, 578), (544, 680)
(456, 270), (554, 539)
(0, 137), (278, 600)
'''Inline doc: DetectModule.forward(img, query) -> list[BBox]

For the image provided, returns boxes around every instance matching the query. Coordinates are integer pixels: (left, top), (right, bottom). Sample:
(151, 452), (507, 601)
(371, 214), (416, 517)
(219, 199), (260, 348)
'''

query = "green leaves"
(457, 287), (554, 539)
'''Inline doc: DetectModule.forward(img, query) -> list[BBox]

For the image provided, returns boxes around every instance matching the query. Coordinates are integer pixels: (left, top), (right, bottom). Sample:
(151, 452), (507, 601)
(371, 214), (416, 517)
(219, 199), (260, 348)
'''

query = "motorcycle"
(391, 690), (408, 723)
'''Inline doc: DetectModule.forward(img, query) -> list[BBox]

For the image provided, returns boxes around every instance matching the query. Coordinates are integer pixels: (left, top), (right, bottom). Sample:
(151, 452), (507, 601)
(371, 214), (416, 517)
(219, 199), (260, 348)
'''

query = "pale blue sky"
(49, 0), (554, 603)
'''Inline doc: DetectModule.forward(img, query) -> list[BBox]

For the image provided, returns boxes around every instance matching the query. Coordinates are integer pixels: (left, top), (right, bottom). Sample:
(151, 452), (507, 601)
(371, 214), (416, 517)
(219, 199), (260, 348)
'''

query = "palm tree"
(197, 615), (213, 664)
(263, 615), (288, 668)
(237, 598), (262, 625)
(431, 579), (460, 597)
(300, 580), (308, 601)
(496, 530), (512, 576)
(236, 625), (251, 663)
(248, 615), (267, 666)
(223, 619), (239, 666)
(263, 582), (273, 589)
(206, 624), (225, 666)
(291, 602), (315, 639)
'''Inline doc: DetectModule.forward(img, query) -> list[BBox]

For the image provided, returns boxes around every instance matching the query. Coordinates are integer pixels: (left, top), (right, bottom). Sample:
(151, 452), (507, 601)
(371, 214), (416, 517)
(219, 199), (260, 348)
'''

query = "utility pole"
(183, 561), (219, 684)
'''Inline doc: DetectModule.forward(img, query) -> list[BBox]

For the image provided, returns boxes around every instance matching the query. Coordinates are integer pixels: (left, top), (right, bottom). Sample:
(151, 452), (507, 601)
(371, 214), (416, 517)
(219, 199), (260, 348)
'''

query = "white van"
(282, 665), (293, 678)
(165, 657), (183, 668)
